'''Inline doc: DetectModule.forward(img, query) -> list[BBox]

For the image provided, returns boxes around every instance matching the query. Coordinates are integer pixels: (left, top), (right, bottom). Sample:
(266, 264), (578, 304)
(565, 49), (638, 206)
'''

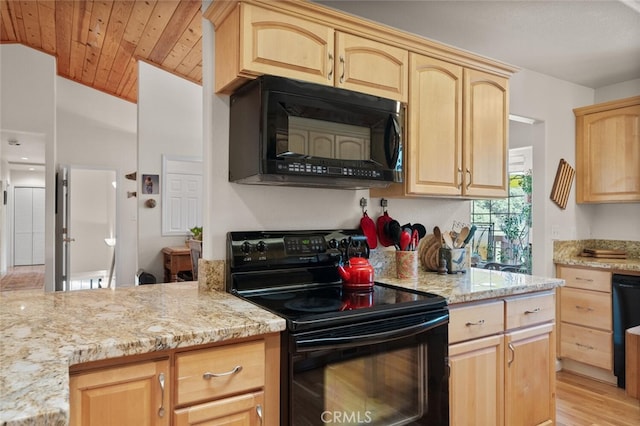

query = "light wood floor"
(0, 265), (45, 291)
(557, 371), (640, 426)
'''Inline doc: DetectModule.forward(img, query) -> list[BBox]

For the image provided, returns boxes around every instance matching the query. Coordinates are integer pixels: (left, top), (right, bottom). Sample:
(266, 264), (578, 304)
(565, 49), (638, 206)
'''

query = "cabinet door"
(69, 359), (170, 426)
(406, 53), (463, 196)
(576, 104), (640, 202)
(505, 323), (555, 426)
(174, 391), (264, 426)
(449, 335), (504, 426)
(335, 32), (408, 102)
(240, 4), (334, 86)
(463, 69), (509, 198)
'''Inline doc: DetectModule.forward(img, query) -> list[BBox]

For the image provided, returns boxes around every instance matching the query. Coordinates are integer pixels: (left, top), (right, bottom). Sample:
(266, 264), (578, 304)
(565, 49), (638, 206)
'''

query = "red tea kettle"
(337, 257), (375, 290)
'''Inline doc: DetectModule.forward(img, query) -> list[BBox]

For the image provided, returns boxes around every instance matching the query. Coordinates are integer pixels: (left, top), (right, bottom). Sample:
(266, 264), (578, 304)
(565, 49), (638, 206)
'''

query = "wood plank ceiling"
(0, 0), (203, 103)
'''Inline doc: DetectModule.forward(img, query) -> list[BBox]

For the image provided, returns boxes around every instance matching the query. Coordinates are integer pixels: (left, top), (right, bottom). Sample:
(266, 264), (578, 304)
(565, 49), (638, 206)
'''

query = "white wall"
(56, 77), (138, 286)
(137, 62), (203, 281)
(594, 78), (640, 104)
(0, 45), (56, 289)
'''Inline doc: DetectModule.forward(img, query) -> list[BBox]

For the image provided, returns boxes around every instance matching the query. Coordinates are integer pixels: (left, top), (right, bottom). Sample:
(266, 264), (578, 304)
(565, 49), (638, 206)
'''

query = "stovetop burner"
(284, 297), (344, 313)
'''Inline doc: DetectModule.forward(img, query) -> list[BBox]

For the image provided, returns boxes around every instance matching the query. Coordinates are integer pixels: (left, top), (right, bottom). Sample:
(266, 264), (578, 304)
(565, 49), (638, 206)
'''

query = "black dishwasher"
(612, 273), (640, 388)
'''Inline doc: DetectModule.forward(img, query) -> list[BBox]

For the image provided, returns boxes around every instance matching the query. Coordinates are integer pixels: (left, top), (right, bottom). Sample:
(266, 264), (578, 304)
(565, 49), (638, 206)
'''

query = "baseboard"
(559, 358), (617, 385)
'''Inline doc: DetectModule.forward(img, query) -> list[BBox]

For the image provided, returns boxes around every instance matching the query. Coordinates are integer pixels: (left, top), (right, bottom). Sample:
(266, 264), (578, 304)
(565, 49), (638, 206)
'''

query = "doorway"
(56, 166), (117, 291)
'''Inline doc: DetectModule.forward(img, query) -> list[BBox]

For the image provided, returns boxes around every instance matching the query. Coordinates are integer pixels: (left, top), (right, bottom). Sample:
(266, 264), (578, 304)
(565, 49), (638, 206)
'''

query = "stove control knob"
(256, 241), (266, 252)
(328, 238), (338, 249)
(240, 241), (252, 254)
(340, 238), (349, 248)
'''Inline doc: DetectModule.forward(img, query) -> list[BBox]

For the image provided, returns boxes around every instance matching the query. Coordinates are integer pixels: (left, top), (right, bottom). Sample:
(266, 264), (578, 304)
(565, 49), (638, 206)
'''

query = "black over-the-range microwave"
(228, 75), (404, 189)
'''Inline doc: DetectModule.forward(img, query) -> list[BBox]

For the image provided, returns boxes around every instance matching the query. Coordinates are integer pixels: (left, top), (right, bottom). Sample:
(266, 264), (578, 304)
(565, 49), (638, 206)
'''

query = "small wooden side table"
(162, 246), (192, 282)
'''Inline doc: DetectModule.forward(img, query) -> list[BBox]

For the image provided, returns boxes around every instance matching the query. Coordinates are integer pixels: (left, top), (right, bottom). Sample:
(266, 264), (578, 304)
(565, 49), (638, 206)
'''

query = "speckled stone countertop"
(376, 267), (563, 305)
(368, 250), (563, 304)
(0, 282), (285, 426)
(553, 239), (640, 272)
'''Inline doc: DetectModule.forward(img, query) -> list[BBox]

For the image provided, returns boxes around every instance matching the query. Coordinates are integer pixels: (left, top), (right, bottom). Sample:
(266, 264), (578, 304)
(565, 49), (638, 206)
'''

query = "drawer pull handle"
(525, 308), (541, 314)
(575, 277), (594, 282)
(465, 319), (485, 326)
(575, 342), (595, 350)
(203, 365), (243, 380)
(508, 343), (515, 366)
(256, 404), (263, 425)
(157, 373), (165, 417)
(575, 305), (594, 312)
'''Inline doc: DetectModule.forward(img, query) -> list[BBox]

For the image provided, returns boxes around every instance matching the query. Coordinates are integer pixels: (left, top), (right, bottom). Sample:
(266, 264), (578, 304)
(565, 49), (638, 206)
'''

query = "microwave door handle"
(385, 114), (401, 168)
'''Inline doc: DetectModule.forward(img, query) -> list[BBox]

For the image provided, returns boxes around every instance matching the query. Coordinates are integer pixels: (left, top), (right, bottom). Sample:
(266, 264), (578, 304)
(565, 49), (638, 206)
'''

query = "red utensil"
(411, 229), (419, 251)
(399, 230), (412, 251)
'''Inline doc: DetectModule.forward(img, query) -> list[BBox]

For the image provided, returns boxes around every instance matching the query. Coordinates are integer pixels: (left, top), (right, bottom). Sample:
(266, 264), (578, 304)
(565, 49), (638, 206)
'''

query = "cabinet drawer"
(505, 291), (555, 330)
(560, 322), (612, 371)
(449, 300), (504, 344)
(557, 266), (611, 292)
(174, 391), (264, 426)
(560, 287), (612, 331)
(176, 340), (265, 406)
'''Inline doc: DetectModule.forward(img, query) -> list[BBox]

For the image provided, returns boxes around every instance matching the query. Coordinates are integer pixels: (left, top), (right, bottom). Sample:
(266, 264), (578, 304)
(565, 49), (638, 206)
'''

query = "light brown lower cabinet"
(504, 323), (555, 426)
(449, 291), (556, 426)
(174, 391), (264, 426)
(449, 334), (505, 426)
(69, 358), (170, 426)
(69, 334), (279, 426)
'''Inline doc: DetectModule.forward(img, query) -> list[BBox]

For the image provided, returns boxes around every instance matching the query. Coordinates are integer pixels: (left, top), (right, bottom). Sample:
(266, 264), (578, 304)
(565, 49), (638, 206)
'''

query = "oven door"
(283, 310), (449, 426)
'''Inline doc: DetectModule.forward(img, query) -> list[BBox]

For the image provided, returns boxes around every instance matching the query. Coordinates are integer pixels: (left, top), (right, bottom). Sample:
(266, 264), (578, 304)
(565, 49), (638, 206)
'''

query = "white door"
(55, 167), (117, 291)
(13, 187), (45, 266)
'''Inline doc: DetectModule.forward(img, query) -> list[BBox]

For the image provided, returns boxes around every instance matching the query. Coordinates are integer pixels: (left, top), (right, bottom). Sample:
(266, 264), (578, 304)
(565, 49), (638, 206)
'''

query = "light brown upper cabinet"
(574, 96), (640, 203)
(335, 32), (408, 102)
(209, 2), (408, 102)
(373, 54), (508, 198)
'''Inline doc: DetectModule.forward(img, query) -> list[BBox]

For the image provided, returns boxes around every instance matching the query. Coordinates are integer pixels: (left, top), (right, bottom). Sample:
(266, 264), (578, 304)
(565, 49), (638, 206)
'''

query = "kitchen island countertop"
(0, 282), (286, 426)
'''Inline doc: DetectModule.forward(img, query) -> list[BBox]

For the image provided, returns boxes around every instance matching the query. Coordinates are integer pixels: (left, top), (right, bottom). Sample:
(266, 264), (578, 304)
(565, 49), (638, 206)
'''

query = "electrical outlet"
(551, 225), (560, 239)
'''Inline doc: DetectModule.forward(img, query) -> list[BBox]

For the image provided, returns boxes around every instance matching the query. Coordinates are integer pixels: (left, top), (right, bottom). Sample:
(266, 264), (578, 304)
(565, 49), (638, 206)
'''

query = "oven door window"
(292, 342), (427, 425)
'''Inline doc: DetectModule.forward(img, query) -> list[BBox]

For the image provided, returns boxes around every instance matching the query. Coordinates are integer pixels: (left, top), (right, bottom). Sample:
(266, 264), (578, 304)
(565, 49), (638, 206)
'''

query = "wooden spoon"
(455, 226), (470, 248)
(442, 231), (455, 250)
(433, 226), (443, 248)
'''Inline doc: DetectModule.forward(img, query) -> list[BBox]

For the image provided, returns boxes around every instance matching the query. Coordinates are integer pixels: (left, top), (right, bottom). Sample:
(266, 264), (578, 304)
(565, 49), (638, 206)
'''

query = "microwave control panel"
(276, 162), (383, 178)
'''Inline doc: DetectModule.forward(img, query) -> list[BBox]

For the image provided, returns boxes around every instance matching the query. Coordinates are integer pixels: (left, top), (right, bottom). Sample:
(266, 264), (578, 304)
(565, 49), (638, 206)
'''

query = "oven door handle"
(294, 313), (448, 352)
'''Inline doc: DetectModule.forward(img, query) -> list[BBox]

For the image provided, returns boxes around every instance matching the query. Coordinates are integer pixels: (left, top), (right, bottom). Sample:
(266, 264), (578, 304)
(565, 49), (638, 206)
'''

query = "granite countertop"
(553, 239), (640, 272)
(376, 267), (564, 305)
(0, 264), (563, 425)
(0, 282), (286, 426)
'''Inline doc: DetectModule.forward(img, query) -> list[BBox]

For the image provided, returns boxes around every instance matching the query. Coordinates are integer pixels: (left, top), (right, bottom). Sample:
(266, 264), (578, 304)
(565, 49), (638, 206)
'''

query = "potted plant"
(189, 226), (202, 241)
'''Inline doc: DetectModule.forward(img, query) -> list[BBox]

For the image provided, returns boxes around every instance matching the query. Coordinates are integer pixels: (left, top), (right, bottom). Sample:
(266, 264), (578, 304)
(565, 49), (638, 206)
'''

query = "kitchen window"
(470, 147), (532, 273)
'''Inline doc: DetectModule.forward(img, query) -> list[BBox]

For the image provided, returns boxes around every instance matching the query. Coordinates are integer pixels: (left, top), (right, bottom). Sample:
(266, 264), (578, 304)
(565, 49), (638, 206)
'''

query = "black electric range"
(226, 230), (450, 426)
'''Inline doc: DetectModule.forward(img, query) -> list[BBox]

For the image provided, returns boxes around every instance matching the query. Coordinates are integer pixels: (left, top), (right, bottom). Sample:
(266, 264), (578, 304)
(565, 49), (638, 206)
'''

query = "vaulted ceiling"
(0, 0), (203, 103)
